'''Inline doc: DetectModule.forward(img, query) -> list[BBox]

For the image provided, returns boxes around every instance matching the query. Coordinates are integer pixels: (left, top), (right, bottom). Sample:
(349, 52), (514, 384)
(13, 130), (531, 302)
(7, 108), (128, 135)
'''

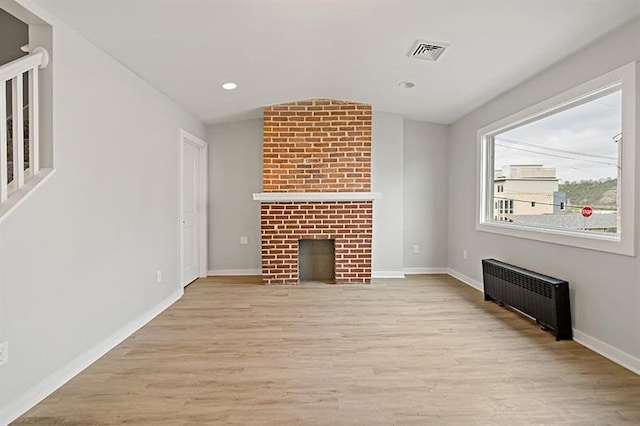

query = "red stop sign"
(581, 206), (593, 218)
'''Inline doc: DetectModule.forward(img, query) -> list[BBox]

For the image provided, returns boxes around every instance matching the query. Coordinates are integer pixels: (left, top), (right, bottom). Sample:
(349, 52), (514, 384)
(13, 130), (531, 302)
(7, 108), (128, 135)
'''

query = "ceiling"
(33, 0), (640, 125)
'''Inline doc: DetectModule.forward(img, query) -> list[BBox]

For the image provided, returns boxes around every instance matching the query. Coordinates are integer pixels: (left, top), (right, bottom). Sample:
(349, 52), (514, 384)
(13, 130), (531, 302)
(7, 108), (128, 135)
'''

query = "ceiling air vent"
(408, 40), (449, 61)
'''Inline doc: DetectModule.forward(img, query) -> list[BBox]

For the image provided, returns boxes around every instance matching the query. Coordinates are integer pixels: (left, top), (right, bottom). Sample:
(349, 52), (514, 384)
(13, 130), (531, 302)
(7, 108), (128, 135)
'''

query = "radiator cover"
(482, 258), (572, 340)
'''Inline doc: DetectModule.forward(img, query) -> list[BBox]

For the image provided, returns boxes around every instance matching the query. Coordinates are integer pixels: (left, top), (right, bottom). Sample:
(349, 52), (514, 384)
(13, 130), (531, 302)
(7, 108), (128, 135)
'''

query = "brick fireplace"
(253, 99), (379, 285)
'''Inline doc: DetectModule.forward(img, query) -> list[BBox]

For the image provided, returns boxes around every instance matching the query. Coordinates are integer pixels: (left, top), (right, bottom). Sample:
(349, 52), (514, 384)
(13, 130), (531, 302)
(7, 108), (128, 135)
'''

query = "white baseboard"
(372, 271), (406, 279)
(445, 268), (640, 376)
(446, 267), (483, 292)
(207, 269), (262, 276)
(0, 289), (183, 426)
(572, 329), (640, 375)
(404, 267), (447, 275)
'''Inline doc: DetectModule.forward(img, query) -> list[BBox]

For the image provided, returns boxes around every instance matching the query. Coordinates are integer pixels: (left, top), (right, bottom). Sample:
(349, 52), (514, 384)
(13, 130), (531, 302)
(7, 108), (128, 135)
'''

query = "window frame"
(476, 61), (637, 256)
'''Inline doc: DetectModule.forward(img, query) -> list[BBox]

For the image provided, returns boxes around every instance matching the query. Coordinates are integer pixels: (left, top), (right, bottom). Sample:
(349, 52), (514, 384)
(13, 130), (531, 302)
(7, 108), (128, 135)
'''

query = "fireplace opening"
(298, 239), (335, 284)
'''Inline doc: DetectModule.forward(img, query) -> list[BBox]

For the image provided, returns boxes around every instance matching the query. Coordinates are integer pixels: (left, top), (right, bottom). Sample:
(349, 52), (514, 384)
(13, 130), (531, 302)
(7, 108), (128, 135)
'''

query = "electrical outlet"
(156, 270), (162, 284)
(0, 341), (9, 366)
(240, 236), (248, 245)
(413, 244), (420, 254)
(463, 249), (468, 260)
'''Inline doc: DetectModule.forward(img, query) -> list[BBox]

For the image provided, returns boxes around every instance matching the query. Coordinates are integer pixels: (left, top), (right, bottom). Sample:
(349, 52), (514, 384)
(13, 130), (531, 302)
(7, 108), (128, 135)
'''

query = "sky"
(495, 89), (621, 183)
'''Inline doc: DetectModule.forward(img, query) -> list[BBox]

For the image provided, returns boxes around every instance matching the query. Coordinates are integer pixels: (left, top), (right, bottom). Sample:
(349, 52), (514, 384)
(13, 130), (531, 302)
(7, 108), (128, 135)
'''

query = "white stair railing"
(0, 47), (49, 203)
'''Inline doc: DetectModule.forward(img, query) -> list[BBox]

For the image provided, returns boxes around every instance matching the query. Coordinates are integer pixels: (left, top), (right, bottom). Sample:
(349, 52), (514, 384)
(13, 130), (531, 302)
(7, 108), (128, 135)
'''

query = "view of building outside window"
(492, 87), (621, 234)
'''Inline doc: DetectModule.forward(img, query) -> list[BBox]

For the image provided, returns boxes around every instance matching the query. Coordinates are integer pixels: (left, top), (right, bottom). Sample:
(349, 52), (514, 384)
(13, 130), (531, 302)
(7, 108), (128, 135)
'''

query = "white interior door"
(180, 129), (208, 287)
(181, 138), (201, 287)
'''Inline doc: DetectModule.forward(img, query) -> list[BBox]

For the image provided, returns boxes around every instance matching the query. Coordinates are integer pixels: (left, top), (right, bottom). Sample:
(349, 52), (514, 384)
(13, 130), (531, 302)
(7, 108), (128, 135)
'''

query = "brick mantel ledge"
(253, 192), (381, 202)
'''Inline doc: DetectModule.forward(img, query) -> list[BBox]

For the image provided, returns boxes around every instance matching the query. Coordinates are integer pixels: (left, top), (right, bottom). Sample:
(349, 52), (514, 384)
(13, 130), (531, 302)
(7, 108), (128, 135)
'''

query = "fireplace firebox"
(299, 239), (335, 283)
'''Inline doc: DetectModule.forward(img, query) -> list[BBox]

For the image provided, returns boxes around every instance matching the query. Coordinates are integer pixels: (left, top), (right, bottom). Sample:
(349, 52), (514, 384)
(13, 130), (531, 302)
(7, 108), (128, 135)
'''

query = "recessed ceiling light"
(399, 81), (415, 89)
(222, 82), (237, 90)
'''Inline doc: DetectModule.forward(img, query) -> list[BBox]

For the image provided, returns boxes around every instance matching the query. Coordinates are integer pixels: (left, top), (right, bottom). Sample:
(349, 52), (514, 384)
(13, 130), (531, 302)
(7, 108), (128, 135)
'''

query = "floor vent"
(407, 40), (449, 61)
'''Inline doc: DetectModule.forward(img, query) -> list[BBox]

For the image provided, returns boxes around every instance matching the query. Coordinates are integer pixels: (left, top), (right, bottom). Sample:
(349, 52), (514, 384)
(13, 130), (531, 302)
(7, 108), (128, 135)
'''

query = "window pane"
(492, 88), (621, 235)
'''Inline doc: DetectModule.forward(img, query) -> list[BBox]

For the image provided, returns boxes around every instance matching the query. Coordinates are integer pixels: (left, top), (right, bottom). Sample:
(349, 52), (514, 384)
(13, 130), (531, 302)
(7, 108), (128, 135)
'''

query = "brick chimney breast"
(259, 99), (374, 285)
(263, 99), (372, 192)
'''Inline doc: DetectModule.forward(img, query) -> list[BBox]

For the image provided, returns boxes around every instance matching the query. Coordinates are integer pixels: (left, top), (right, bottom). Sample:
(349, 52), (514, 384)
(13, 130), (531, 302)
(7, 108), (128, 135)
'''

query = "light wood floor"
(15, 275), (640, 425)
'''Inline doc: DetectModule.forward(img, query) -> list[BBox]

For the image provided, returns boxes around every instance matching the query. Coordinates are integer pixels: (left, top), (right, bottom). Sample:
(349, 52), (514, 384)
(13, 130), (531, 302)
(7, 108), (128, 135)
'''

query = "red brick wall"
(260, 99), (373, 285)
(263, 99), (372, 192)
(261, 202), (372, 285)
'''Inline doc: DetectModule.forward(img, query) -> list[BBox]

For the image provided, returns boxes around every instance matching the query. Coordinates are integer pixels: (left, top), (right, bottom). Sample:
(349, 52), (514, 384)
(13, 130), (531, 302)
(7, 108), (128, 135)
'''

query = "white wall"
(371, 112), (404, 276)
(205, 113), (448, 277)
(0, 2), (205, 421)
(447, 18), (640, 371)
(207, 118), (262, 274)
(403, 120), (448, 272)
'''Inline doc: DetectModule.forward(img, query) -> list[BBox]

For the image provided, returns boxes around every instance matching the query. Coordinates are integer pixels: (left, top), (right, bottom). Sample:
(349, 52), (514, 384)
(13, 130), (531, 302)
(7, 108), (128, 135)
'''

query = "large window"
(477, 62), (637, 256)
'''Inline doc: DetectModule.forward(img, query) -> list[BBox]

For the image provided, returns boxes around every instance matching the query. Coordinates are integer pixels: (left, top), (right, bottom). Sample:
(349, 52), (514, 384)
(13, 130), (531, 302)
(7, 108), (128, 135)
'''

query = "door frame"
(179, 128), (208, 287)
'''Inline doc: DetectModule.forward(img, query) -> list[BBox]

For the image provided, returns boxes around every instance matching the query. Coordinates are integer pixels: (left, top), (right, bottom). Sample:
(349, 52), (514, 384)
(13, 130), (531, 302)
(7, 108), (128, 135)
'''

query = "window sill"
(476, 220), (634, 256)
